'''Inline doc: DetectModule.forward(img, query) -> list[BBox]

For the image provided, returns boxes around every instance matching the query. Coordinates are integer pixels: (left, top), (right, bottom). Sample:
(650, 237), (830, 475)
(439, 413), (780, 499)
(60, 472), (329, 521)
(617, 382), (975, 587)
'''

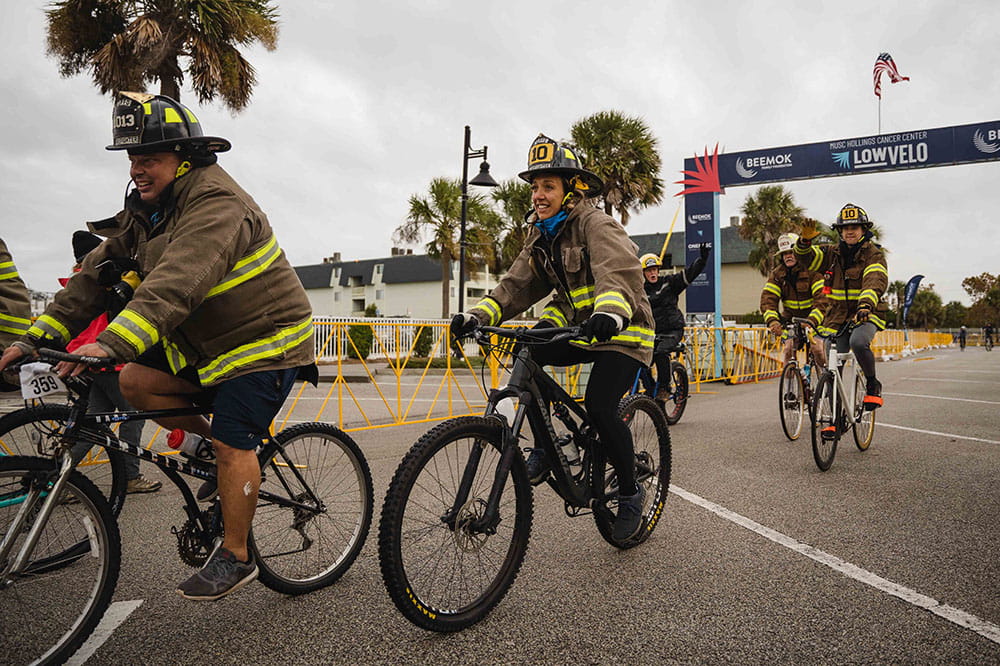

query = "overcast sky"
(2, 1), (998, 306)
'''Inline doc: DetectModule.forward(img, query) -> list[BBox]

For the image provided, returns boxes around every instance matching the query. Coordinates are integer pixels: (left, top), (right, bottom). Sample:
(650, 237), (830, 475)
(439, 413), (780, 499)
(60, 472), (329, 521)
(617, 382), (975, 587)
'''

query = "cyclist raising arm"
(796, 203), (888, 409)
(451, 134), (654, 542)
(759, 232), (827, 369)
(0, 92), (316, 601)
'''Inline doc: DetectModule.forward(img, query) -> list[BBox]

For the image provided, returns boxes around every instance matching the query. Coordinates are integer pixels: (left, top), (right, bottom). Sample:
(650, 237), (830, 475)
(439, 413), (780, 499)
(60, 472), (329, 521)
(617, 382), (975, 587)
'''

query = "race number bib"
(19, 362), (67, 400)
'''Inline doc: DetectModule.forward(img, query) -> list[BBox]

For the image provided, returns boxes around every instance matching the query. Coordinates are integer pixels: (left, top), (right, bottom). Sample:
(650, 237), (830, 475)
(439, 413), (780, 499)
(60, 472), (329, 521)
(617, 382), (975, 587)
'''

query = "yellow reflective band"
(184, 108), (199, 124)
(0, 312), (31, 335)
(863, 264), (888, 277)
(198, 317), (313, 385)
(142, 102), (152, 115)
(471, 297), (502, 326)
(809, 308), (824, 324)
(594, 291), (633, 317)
(869, 313), (886, 329)
(163, 339), (188, 374)
(611, 325), (655, 348)
(28, 314), (71, 344)
(569, 284), (595, 308)
(818, 325), (837, 336)
(811, 280), (824, 295)
(0, 260), (18, 280)
(859, 288), (879, 301)
(763, 309), (780, 322)
(107, 309), (160, 354)
(763, 283), (781, 296)
(827, 289), (862, 301)
(164, 107), (183, 123)
(205, 235), (282, 298)
(783, 299), (813, 309)
(540, 305), (568, 327)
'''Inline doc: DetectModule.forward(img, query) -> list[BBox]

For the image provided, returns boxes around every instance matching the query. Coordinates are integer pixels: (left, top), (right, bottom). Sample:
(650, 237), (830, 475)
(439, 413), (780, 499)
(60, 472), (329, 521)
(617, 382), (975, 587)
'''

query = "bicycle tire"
(249, 422), (373, 595)
(0, 455), (121, 665)
(0, 405), (128, 516)
(810, 371), (839, 471)
(852, 373), (876, 451)
(778, 363), (806, 441)
(663, 362), (689, 426)
(597, 394), (672, 549)
(378, 416), (532, 632)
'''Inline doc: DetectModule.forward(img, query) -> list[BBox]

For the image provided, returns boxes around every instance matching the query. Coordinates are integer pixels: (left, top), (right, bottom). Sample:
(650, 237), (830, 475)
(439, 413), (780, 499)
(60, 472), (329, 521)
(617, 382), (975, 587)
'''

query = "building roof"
(294, 226), (753, 287)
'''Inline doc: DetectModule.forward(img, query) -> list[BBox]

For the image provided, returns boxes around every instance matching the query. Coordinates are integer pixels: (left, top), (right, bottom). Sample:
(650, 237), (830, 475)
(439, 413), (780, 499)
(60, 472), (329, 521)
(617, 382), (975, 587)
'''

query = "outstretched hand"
(699, 243), (710, 261)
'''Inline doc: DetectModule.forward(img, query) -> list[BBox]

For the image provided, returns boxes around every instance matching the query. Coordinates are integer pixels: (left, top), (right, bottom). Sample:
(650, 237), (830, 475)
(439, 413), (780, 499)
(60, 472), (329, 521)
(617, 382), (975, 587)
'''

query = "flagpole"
(659, 201), (682, 263)
(878, 97), (881, 134)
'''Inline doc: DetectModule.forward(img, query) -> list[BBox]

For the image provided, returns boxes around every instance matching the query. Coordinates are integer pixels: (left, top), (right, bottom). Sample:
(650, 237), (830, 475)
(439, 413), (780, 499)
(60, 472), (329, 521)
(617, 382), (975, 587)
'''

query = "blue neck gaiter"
(534, 210), (568, 240)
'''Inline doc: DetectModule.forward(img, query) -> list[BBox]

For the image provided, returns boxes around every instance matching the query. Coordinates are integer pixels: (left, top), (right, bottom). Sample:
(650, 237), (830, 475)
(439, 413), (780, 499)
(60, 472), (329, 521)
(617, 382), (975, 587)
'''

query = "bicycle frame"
(823, 345), (865, 430)
(449, 329), (606, 535)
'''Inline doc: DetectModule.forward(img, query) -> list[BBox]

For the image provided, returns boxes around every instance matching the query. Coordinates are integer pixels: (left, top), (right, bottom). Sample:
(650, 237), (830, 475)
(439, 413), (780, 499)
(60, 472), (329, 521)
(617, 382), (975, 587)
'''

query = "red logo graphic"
(675, 144), (723, 196)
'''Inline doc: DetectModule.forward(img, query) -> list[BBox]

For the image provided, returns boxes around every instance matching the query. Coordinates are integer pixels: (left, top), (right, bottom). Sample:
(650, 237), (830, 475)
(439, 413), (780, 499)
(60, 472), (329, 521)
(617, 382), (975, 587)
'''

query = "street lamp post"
(458, 124), (498, 313)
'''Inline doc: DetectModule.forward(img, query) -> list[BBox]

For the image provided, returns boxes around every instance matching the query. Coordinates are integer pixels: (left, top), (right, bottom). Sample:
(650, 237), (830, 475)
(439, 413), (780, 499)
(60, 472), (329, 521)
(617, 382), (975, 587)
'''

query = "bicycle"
(809, 323), (877, 471)
(378, 325), (671, 632)
(778, 318), (821, 441)
(0, 349), (374, 664)
(630, 338), (689, 425)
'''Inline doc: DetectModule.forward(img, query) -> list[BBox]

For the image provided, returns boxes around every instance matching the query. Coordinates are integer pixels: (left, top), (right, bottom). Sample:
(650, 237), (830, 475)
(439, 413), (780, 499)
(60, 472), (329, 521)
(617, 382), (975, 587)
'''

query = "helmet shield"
(639, 253), (661, 269)
(517, 134), (604, 197)
(107, 91), (231, 155)
(775, 232), (799, 255)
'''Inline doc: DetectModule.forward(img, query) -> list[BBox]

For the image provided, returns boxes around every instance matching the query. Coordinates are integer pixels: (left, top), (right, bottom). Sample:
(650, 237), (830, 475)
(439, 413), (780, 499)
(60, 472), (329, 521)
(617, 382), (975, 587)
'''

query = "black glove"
(854, 306), (871, 323)
(450, 312), (478, 338)
(580, 313), (619, 342)
(699, 243), (710, 261)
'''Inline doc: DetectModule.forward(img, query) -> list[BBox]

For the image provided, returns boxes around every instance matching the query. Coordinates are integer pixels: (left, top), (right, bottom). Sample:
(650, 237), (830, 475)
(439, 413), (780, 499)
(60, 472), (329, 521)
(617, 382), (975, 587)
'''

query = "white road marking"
(669, 485), (1000, 646)
(67, 599), (144, 665)
(902, 377), (1000, 385)
(878, 423), (1000, 445)
(883, 392), (1000, 405)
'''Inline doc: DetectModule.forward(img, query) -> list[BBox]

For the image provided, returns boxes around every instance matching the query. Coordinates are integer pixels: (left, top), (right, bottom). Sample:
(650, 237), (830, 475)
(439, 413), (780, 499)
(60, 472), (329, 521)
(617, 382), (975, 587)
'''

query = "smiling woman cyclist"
(451, 134), (655, 542)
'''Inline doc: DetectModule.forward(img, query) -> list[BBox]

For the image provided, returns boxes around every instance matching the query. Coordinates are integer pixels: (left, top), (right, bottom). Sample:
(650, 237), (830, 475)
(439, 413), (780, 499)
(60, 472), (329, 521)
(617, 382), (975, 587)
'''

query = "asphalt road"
(7, 345), (1000, 664)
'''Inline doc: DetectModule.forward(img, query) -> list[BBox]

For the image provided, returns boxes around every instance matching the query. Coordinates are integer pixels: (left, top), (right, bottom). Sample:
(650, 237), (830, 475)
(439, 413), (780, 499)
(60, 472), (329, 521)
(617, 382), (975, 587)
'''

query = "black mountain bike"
(0, 349), (373, 664)
(778, 318), (820, 441)
(378, 325), (671, 632)
(630, 339), (689, 425)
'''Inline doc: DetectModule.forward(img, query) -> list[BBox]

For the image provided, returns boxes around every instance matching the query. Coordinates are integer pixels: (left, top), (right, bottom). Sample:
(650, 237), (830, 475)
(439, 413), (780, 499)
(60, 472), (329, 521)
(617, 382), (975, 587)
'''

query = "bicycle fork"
(0, 453), (77, 584)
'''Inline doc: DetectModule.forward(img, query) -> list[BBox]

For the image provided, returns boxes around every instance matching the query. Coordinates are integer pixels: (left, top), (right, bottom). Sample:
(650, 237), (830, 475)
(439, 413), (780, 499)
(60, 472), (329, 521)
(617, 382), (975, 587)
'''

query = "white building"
(295, 227), (758, 320)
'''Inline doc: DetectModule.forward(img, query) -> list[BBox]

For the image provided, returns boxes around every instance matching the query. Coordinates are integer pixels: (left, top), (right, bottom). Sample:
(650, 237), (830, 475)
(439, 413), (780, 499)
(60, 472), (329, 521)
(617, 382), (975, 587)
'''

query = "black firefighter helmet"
(517, 134), (604, 197)
(106, 91), (231, 155)
(832, 202), (872, 228)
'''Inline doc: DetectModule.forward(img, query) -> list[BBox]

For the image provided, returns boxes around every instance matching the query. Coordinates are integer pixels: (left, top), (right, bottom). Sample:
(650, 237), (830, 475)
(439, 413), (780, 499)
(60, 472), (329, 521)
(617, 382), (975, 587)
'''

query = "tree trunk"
(440, 246), (451, 318)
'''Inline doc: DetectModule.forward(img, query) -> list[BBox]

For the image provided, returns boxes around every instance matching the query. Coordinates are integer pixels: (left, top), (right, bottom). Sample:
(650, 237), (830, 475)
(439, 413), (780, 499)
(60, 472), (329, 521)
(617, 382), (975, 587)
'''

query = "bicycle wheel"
(250, 422), (373, 595)
(378, 416), (532, 632)
(810, 371), (839, 471)
(778, 363), (806, 441)
(0, 455), (121, 664)
(662, 362), (689, 426)
(0, 405), (127, 516)
(597, 395), (672, 549)
(852, 373), (876, 451)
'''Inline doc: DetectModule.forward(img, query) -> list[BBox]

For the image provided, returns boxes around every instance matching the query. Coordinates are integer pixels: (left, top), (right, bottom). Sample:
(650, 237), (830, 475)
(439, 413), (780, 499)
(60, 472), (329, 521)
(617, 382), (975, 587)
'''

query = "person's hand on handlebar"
(768, 320), (782, 336)
(580, 312), (619, 342)
(450, 312), (479, 339)
(55, 342), (111, 378)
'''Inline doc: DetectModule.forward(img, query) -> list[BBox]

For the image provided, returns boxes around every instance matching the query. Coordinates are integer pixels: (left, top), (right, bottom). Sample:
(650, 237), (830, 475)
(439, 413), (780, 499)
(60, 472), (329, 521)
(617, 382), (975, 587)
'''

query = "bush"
(412, 325), (435, 357)
(347, 324), (373, 359)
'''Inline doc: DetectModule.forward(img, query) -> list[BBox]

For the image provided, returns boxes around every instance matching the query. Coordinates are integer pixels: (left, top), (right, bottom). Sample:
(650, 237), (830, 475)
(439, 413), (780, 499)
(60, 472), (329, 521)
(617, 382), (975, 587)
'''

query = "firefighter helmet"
(639, 253), (661, 269)
(775, 232), (799, 255)
(832, 203), (872, 228)
(517, 134), (603, 197)
(106, 91), (231, 155)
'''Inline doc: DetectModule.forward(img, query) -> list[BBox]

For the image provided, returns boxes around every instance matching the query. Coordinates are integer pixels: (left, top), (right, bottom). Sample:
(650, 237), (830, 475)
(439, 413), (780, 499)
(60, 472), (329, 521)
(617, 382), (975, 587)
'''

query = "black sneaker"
(612, 485), (646, 542)
(863, 377), (883, 411)
(523, 448), (549, 485)
(196, 479), (218, 502)
(176, 547), (258, 601)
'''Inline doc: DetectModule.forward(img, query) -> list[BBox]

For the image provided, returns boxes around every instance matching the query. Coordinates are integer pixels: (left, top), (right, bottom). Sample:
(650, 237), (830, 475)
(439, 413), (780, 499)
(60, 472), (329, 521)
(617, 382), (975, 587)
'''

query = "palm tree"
(738, 185), (807, 275)
(489, 179), (532, 273)
(45, 0), (279, 111)
(394, 178), (497, 318)
(570, 110), (664, 225)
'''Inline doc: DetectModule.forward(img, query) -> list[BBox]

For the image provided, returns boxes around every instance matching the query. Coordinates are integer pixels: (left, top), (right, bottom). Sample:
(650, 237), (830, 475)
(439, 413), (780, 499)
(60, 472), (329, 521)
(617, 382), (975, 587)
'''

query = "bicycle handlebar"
(474, 325), (584, 346)
(36, 348), (118, 370)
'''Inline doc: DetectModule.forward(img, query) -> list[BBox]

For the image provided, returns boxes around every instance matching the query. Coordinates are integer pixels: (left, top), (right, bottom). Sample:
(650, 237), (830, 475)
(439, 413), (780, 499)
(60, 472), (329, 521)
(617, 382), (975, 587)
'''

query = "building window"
(334, 292), (341, 302)
(352, 299), (365, 313)
(450, 286), (456, 297)
(349, 275), (362, 287)
(375, 264), (383, 274)
(375, 289), (384, 300)
(467, 287), (485, 299)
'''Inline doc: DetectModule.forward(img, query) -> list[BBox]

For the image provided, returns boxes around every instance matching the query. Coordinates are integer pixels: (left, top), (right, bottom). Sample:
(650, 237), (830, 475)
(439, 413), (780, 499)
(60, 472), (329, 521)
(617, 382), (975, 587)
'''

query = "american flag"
(873, 52), (909, 98)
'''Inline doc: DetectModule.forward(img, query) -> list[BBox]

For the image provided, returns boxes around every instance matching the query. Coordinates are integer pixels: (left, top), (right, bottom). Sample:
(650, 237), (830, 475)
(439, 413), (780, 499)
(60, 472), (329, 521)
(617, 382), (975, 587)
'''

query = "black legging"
(531, 341), (642, 496)
(828, 322), (877, 378)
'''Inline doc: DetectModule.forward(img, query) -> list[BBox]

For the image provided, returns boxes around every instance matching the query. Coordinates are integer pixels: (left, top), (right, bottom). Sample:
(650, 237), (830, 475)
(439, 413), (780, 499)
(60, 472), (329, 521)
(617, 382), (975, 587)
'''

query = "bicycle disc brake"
(452, 498), (491, 552)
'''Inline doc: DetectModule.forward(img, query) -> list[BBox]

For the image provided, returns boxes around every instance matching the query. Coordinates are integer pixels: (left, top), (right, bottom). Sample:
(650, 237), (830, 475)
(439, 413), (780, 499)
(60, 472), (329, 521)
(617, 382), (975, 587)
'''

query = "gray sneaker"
(612, 485), (646, 542)
(176, 547), (258, 601)
(126, 474), (162, 494)
(523, 448), (549, 485)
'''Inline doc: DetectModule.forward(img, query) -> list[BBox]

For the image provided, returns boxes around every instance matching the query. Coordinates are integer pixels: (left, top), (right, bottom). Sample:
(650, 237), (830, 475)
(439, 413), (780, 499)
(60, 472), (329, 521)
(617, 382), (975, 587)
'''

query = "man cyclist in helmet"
(0, 92), (316, 601)
(451, 134), (655, 542)
(984, 323), (995, 349)
(640, 244), (709, 401)
(760, 232), (827, 369)
(796, 203), (888, 410)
